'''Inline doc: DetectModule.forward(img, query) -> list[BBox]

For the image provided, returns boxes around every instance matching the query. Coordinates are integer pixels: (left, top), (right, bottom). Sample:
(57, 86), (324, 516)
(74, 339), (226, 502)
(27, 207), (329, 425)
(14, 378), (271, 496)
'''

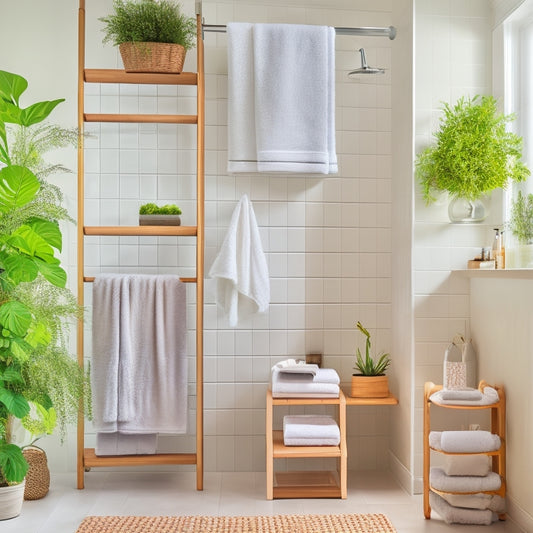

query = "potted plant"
(415, 95), (530, 223)
(100, 0), (197, 74)
(351, 321), (391, 398)
(507, 190), (533, 268)
(139, 202), (182, 225)
(0, 70), (88, 518)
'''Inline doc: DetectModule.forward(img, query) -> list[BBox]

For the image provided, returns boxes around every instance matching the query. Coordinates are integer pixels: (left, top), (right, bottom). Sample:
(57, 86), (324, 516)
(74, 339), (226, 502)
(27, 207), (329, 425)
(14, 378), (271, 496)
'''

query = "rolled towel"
(443, 454), (491, 477)
(283, 415), (340, 446)
(430, 386), (499, 406)
(441, 493), (506, 513)
(429, 430), (501, 453)
(441, 388), (482, 401)
(430, 491), (498, 525)
(430, 467), (502, 493)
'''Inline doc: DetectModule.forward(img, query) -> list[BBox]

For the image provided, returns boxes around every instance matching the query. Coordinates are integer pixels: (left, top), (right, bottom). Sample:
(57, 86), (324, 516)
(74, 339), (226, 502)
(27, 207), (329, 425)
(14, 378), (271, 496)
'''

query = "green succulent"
(353, 321), (391, 376)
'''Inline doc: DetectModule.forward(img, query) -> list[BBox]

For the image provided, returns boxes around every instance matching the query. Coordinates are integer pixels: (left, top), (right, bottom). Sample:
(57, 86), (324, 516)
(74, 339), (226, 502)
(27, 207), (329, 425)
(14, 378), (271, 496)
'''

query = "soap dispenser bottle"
(492, 228), (503, 269)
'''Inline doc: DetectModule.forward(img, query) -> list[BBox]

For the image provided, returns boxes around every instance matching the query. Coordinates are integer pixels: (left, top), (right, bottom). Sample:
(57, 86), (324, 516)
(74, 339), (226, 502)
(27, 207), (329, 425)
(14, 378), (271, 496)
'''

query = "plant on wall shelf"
(353, 321), (391, 376)
(415, 95), (530, 222)
(0, 70), (88, 500)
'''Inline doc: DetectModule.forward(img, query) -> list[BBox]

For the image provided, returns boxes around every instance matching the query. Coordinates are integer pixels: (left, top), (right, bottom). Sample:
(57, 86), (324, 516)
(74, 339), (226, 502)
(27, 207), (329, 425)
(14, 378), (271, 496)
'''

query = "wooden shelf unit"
(266, 390), (347, 500)
(76, 0), (205, 490)
(423, 381), (506, 520)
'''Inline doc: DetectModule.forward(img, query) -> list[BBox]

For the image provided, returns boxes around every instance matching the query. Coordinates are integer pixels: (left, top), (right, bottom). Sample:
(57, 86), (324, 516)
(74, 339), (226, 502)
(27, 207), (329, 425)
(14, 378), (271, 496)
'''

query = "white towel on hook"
(227, 23), (337, 174)
(209, 195), (270, 326)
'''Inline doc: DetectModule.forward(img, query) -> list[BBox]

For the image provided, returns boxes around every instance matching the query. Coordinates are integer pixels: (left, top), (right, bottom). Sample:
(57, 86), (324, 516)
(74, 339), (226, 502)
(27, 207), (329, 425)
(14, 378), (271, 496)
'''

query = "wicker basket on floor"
(22, 447), (50, 500)
(119, 42), (186, 73)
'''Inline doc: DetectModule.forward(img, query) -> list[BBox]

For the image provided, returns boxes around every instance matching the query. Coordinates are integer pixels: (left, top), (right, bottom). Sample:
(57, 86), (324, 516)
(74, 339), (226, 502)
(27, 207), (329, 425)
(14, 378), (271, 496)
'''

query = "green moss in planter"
(139, 203), (182, 215)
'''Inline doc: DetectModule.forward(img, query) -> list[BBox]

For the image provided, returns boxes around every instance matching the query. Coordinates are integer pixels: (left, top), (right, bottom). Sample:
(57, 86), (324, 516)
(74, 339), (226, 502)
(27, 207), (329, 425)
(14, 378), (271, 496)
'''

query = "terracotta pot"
(0, 480), (25, 520)
(350, 375), (389, 398)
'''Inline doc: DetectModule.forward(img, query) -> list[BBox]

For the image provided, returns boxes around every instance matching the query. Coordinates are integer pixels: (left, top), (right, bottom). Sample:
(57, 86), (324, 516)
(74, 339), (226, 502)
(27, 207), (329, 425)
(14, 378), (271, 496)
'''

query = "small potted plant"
(415, 95), (530, 223)
(507, 190), (533, 268)
(351, 321), (391, 398)
(139, 202), (182, 225)
(100, 0), (197, 74)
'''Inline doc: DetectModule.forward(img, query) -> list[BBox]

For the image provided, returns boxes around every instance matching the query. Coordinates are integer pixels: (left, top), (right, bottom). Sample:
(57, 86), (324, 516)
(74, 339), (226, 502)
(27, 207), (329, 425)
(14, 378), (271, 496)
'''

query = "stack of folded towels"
(428, 429), (505, 525)
(283, 414), (340, 446)
(271, 359), (340, 398)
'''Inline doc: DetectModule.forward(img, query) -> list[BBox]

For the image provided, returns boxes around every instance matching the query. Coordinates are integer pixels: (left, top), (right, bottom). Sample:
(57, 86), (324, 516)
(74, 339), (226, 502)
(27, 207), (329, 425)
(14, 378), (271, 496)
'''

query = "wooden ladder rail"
(76, 0), (205, 491)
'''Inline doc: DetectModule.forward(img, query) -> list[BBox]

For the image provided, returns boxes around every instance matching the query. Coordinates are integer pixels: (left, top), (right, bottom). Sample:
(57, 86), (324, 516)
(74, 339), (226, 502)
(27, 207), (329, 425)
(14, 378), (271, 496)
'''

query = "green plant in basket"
(353, 321), (391, 376)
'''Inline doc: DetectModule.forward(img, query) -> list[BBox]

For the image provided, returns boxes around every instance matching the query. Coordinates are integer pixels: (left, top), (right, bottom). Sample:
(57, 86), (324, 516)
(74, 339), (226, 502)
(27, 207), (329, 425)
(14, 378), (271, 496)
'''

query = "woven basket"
(119, 42), (186, 73)
(22, 447), (50, 500)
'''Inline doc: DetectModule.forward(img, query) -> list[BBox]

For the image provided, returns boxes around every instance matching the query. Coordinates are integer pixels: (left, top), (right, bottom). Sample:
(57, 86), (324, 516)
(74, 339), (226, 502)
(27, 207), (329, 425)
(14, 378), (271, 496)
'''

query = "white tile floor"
(4, 470), (524, 533)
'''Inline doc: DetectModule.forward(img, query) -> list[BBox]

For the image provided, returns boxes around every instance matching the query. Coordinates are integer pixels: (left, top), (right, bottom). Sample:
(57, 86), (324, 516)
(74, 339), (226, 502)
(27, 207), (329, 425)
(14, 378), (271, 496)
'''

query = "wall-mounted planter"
(139, 215), (181, 226)
(350, 375), (389, 398)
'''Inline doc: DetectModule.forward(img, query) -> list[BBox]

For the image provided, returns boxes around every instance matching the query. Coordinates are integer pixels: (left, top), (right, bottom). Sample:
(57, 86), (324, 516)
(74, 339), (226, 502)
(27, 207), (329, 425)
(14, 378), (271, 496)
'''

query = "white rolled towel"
(429, 430), (501, 453)
(430, 491), (498, 525)
(440, 388), (482, 401)
(430, 386), (499, 406)
(283, 415), (340, 446)
(430, 467), (502, 493)
(443, 454), (491, 477)
(441, 493), (506, 512)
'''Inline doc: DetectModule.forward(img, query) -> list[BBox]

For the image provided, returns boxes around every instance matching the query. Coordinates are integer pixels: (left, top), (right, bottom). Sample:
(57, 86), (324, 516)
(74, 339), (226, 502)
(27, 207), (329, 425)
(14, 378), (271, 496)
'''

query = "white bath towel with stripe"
(92, 274), (188, 437)
(227, 22), (337, 174)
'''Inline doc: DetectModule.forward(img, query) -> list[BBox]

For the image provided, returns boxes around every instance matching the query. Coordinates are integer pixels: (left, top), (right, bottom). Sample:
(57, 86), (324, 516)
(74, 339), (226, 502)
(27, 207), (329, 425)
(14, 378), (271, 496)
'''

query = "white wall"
(2, 0), (414, 478)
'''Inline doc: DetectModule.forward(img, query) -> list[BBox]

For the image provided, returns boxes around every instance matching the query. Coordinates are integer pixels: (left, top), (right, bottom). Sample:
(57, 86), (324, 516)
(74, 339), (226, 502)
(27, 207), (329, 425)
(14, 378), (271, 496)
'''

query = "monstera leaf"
(0, 442), (28, 484)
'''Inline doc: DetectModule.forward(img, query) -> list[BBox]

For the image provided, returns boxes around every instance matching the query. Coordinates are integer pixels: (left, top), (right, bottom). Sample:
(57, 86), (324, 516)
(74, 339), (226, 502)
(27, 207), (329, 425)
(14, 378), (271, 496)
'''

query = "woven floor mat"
(75, 513), (397, 533)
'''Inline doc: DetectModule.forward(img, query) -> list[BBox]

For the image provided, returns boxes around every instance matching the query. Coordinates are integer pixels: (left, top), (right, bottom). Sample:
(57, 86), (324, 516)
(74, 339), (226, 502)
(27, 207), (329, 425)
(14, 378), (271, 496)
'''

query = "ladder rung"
(84, 276), (197, 283)
(84, 69), (198, 86)
(84, 225), (197, 236)
(84, 113), (197, 124)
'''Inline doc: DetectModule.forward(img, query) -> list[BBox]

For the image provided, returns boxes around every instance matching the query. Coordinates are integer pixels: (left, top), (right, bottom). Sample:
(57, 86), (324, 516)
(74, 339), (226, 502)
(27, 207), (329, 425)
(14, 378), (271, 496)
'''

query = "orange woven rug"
(75, 513), (397, 533)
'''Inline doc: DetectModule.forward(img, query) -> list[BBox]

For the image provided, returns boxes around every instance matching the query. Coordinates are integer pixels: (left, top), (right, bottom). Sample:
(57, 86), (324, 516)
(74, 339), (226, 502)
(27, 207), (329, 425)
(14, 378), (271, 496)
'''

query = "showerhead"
(348, 48), (385, 76)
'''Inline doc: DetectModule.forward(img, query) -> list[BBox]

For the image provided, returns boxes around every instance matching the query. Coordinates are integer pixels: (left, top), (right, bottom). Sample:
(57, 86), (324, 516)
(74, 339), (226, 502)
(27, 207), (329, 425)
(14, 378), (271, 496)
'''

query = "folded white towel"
(430, 467), (502, 493)
(227, 23), (337, 174)
(272, 365), (340, 385)
(430, 386), (499, 406)
(441, 492), (506, 512)
(443, 454), (491, 477)
(429, 431), (501, 453)
(283, 415), (340, 442)
(272, 359), (319, 376)
(92, 274), (188, 435)
(430, 491), (498, 525)
(440, 388), (483, 401)
(96, 433), (157, 456)
(209, 194), (270, 327)
(271, 373), (340, 397)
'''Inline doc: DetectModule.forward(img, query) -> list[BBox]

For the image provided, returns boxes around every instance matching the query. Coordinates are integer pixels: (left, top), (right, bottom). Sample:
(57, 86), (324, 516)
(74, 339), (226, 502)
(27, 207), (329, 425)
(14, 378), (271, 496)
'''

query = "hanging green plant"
(416, 95), (530, 203)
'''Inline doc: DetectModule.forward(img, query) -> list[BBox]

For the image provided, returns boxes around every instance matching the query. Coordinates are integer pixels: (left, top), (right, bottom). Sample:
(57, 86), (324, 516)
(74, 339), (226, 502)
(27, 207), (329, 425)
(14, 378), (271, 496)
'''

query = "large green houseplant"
(415, 95), (530, 222)
(100, 0), (197, 74)
(0, 70), (87, 516)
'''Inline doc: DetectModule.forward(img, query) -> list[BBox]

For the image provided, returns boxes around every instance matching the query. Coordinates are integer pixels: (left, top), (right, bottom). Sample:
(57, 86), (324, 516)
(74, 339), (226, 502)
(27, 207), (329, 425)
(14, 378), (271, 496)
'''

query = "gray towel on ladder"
(92, 274), (188, 442)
